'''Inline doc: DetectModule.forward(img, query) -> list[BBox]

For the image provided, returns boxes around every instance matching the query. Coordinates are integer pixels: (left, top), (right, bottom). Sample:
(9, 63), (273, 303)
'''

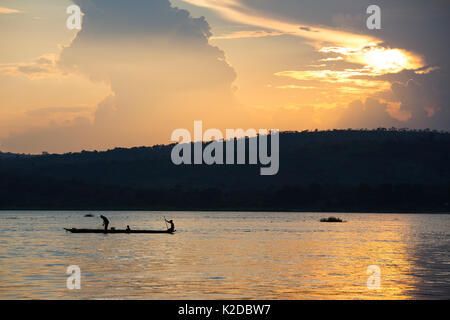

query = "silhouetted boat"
(320, 217), (345, 223)
(64, 228), (175, 234)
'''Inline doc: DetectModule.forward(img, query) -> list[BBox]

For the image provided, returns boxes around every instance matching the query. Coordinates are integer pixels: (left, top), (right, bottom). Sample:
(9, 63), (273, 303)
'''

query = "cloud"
(26, 106), (93, 117)
(211, 29), (283, 40)
(274, 68), (391, 97)
(181, 0), (379, 48)
(273, 69), (450, 129)
(16, 65), (48, 75)
(299, 26), (318, 33)
(0, 117), (94, 154)
(182, 0), (426, 103)
(263, 97), (401, 132)
(0, 54), (58, 77)
(319, 57), (343, 62)
(337, 98), (399, 129)
(415, 66), (440, 75)
(388, 77), (449, 129)
(1, 0), (239, 153)
(0, 6), (22, 14)
(275, 85), (317, 90)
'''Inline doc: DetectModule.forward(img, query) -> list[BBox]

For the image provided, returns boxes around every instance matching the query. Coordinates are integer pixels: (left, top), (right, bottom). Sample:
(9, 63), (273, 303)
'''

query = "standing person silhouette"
(165, 218), (175, 232)
(100, 215), (109, 231)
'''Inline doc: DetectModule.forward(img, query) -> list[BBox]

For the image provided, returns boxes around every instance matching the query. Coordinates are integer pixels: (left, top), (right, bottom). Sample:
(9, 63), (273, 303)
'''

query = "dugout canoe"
(64, 228), (175, 234)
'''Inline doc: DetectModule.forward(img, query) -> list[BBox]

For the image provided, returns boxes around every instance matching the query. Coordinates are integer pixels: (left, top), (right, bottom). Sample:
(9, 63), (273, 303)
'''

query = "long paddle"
(163, 216), (168, 230)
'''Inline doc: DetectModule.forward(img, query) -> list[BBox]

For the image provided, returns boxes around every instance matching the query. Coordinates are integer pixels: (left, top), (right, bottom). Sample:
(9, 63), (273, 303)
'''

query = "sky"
(0, 0), (449, 153)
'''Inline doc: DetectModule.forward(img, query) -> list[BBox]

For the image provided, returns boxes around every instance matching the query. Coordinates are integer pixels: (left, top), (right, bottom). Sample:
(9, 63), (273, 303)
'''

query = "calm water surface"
(0, 211), (449, 299)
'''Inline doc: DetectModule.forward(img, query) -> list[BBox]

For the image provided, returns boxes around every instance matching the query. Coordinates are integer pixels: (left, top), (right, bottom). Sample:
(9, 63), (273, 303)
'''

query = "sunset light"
(0, 0), (449, 308)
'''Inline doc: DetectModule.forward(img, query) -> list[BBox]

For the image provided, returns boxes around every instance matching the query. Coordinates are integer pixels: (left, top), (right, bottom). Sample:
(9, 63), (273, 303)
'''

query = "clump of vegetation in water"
(320, 217), (344, 223)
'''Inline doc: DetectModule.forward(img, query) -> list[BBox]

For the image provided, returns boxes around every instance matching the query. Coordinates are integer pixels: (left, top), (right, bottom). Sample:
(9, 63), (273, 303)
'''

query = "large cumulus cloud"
(2, 0), (238, 153)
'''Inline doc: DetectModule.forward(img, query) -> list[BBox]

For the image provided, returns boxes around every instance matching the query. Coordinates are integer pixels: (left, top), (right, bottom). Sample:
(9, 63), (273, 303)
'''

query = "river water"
(0, 211), (449, 299)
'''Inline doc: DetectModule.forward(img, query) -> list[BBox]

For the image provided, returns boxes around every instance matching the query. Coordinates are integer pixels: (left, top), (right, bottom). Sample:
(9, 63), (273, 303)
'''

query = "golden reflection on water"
(0, 212), (448, 299)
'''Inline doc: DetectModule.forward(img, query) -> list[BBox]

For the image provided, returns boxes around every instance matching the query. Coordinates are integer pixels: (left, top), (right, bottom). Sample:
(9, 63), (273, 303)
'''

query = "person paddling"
(165, 218), (175, 232)
(100, 215), (110, 231)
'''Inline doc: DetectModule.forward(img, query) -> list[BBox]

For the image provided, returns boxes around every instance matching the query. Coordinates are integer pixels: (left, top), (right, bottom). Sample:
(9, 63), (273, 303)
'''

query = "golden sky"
(0, 0), (448, 153)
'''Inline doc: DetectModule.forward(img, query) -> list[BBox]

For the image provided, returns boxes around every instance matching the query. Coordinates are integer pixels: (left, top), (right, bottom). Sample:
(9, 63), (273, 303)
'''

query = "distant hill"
(0, 129), (449, 212)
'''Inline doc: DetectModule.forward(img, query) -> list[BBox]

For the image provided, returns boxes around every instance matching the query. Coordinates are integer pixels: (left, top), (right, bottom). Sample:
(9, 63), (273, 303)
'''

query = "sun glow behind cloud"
(271, 46), (425, 110)
(320, 46), (424, 75)
(181, 0), (426, 105)
(184, 0), (425, 73)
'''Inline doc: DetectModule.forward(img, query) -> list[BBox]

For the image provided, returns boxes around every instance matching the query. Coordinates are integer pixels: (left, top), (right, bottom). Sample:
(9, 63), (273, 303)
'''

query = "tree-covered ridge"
(0, 129), (449, 212)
